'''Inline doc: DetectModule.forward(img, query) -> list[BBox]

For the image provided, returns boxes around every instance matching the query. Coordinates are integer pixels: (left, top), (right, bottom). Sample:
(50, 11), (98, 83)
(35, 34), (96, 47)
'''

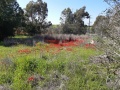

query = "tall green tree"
(25, 0), (52, 35)
(60, 6), (89, 34)
(92, 15), (107, 36)
(74, 6), (89, 34)
(60, 8), (74, 24)
(0, 0), (24, 41)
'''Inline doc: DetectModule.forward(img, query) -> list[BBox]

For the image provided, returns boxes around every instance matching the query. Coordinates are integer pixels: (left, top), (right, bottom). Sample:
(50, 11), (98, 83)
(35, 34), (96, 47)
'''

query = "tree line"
(0, 0), (90, 41)
(0, 0), (52, 41)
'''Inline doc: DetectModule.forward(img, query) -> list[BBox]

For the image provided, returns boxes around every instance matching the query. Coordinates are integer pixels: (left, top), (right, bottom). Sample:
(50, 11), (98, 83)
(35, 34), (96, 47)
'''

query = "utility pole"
(89, 16), (91, 34)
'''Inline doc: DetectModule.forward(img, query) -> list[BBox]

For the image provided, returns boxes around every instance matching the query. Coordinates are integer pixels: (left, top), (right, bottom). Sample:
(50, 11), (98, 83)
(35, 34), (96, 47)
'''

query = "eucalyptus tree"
(0, 0), (24, 40)
(60, 7), (74, 24)
(74, 6), (89, 34)
(25, 0), (52, 35)
(60, 6), (90, 34)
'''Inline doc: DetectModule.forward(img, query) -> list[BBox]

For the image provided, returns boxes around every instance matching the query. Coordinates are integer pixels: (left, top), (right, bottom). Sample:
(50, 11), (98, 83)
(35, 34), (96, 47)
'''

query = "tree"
(73, 6), (89, 34)
(60, 8), (74, 24)
(104, 0), (120, 59)
(93, 1), (120, 89)
(92, 15), (107, 36)
(60, 6), (89, 34)
(25, 0), (52, 35)
(95, 0), (120, 62)
(74, 6), (89, 24)
(0, 0), (24, 41)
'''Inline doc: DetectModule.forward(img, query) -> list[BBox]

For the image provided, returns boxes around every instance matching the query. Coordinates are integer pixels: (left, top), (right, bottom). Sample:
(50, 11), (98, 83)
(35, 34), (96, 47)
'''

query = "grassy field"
(0, 41), (110, 90)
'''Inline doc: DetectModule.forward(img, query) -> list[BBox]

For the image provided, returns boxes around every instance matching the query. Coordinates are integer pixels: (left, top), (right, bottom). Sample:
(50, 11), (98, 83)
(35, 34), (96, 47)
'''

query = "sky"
(17, 0), (110, 25)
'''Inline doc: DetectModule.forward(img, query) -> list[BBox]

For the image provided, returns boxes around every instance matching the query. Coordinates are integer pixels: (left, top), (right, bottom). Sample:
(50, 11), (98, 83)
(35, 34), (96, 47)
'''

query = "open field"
(0, 0), (119, 89)
(0, 36), (110, 90)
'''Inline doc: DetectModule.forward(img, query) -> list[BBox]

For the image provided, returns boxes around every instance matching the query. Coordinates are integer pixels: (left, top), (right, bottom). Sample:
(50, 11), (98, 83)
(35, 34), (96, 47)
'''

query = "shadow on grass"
(1, 35), (44, 47)
(0, 41), (4, 46)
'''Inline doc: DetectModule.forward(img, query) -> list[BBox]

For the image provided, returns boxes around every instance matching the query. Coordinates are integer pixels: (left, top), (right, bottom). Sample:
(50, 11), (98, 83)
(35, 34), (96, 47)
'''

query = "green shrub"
(0, 72), (13, 84)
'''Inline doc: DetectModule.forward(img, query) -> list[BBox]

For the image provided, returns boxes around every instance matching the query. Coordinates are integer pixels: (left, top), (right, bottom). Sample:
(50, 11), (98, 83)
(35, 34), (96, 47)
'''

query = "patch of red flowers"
(43, 38), (96, 51)
(75, 39), (84, 44)
(28, 76), (34, 82)
(44, 39), (59, 44)
(50, 44), (62, 48)
(43, 38), (85, 50)
(44, 38), (85, 47)
(18, 48), (31, 54)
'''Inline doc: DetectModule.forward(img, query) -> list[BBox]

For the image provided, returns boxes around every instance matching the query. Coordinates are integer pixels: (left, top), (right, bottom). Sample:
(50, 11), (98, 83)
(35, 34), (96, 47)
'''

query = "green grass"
(0, 44), (110, 90)
(12, 35), (30, 38)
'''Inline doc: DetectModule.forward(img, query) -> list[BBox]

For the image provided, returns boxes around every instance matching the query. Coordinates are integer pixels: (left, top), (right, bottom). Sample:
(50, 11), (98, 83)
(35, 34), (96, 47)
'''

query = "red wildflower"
(28, 76), (34, 82)
(43, 37), (93, 48)
(44, 39), (59, 44)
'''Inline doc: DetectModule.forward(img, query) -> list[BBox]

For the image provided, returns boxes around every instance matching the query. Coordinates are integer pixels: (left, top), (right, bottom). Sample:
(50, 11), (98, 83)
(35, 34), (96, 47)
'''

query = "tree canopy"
(60, 6), (90, 34)
(0, 0), (52, 40)
(0, 0), (24, 40)
(25, 0), (52, 35)
(92, 15), (107, 36)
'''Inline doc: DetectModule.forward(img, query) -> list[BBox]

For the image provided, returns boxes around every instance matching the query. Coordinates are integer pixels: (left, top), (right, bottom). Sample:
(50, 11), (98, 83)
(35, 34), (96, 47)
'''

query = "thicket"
(92, 0), (120, 89)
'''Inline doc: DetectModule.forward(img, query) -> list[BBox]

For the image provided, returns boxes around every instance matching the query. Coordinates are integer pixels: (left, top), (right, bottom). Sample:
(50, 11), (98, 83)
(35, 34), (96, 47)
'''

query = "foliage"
(0, 0), (24, 41)
(94, 0), (120, 60)
(24, 0), (52, 35)
(0, 36), (108, 89)
(60, 6), (90, 34)
(46, 25), (62, 34)
(60, 7), (73, 24)
(93, 0), (120, 89)
(0, 0), (52, 38)
(92, 15), (107, 36)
